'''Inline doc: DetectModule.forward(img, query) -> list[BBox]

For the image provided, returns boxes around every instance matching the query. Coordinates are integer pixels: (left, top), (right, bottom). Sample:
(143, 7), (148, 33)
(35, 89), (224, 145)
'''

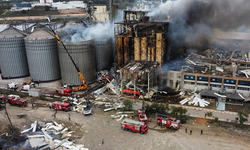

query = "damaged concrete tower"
(114, 10), (169, 68)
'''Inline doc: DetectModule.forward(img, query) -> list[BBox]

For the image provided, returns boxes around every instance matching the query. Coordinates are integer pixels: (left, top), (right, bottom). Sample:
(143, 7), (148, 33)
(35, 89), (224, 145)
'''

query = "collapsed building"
(164, 48), (250, 105)
(114, 10), (170, 96)
(114, 10), (169, 68)
(119, 61), (159, 99)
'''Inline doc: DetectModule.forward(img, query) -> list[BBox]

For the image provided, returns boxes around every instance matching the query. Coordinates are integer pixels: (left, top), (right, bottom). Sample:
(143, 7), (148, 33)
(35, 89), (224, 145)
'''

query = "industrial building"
(114, 10), (169, 69)
(119, 61), (159, 98)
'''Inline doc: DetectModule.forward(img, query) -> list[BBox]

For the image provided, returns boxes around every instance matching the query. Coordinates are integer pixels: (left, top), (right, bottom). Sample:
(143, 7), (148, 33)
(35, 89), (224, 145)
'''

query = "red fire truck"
(157, 114), (180, 129)
(7, 94), (27, 107)
(51, 102), (72, 111)
(138, 98), (148, 123)
(121, 118), (148, 134)
(56, 88), (72, 96)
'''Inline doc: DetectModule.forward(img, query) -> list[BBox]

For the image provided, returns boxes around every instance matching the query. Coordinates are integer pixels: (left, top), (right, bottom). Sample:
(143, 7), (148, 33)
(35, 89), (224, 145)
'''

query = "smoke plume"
(57, 22), (113, 43)
(147, 0), (250, 48)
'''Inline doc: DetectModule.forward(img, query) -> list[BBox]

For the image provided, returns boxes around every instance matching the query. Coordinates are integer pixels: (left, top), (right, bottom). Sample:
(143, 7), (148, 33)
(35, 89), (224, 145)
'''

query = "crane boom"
(47, 24), (87, 91)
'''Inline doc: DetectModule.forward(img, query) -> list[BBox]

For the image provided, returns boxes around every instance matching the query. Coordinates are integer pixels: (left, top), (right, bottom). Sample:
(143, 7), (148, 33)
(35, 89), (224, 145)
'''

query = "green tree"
(123, 100), (133, 111)
(45, 6), (50, 11)
(235, 111), (249, 124)
(170, 107), (188, 123)
(145, 103), (168, 114)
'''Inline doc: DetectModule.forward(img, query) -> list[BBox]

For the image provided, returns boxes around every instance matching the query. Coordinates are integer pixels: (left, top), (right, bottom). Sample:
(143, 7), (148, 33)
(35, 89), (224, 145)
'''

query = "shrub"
(122, 100), (133, 111)
(237, 111), (248, 124)
(214, 117), (219, 122)
(207, 112), (213, 117)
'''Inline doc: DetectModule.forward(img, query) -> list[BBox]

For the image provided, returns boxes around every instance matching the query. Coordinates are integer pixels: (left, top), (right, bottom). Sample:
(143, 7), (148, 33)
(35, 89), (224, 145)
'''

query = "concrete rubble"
(104, 102), (124, 112)
(21, 121), (89, 150)
(180, 93), (210, 107)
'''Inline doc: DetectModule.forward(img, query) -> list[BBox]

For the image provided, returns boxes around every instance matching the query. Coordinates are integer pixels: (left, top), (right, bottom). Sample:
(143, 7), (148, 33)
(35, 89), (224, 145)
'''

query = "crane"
(47, 24), (88, 92)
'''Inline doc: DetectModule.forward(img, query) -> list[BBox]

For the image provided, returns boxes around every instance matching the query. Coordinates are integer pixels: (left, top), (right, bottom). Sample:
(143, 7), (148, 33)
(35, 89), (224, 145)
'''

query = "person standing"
(68, 112), (71, 121)
(185, 128), (187, 133)
(190, 130), (192, 135)
(201, 130), (203, 135)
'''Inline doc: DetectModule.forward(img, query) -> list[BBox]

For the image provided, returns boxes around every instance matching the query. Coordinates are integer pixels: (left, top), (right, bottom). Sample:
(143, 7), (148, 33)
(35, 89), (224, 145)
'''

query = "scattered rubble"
(21, 121), (88, 150)
(180, 93), (210, 107)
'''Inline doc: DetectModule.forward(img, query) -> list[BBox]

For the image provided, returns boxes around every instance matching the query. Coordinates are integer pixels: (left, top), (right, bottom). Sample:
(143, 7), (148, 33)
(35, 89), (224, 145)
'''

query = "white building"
(52, 1), (87, 10)
(40, 0), (53, 4)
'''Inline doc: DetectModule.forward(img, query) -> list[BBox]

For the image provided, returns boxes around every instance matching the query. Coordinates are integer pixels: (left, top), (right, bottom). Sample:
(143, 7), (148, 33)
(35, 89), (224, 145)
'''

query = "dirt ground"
(1, 103), (250, 150)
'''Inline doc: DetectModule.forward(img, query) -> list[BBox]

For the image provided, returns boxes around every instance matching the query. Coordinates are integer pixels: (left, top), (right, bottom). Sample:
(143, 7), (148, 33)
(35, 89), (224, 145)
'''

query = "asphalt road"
(176, 105), (250, 124)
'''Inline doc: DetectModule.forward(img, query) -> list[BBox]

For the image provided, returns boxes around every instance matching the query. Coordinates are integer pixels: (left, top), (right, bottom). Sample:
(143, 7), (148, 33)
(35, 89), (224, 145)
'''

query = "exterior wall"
(182, 73), (250, 97)
(94, 5), (109, 22)
(160, 70), (181, 89)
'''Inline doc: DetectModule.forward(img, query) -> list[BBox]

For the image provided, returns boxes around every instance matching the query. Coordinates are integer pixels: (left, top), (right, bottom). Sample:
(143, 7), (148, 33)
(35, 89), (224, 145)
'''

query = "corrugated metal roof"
(0, 27), (25, 38)
(24, 28), (55, 40)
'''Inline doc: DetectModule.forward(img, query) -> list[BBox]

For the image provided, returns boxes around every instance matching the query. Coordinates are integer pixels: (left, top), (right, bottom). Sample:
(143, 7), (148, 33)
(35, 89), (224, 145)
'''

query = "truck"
(7, 83), (18, 90)
(121, 118), (148, 134)
(56, 88), (73, 96)
(138, 98), (148, 123)
(7, 94), (28, 107)
(83, 94), (92, 115)
(157, 114), (180, 130)
(50, 102), (72, 111)
(21, 83), (36, 91)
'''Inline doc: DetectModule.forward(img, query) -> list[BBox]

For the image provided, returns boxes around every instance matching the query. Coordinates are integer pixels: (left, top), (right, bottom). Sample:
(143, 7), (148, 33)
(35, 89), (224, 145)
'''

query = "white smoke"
(57, 22), (113, 43)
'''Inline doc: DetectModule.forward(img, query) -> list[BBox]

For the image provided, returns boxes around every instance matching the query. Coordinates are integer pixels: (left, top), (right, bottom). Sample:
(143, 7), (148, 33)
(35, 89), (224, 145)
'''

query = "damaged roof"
(200, 90), (218, 98)
(226, 93), (245, 100)
(121, 61), (159, 74)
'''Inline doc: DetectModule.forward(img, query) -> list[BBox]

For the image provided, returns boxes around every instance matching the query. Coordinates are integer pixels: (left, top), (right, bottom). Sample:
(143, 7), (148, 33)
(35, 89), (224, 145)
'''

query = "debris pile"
(21, 121), (88, 150)
(111, 111), (134, 122)
(104, 102), (124, 112)
(180, 93), (210, 107)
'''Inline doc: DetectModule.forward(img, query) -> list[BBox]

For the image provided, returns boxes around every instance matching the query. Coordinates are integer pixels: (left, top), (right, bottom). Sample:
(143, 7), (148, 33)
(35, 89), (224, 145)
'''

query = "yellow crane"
(47, 24), (88, 91)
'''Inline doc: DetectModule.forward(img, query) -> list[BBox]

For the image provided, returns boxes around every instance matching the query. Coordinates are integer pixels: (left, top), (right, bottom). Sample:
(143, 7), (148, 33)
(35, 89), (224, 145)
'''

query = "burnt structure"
(115, 10), (169, 68)
(119, 61), (159, 96)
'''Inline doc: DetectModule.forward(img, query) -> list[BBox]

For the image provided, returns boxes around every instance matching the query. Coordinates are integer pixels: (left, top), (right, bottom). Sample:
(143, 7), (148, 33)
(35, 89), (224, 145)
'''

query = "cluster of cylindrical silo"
(0, 26), (113, 85)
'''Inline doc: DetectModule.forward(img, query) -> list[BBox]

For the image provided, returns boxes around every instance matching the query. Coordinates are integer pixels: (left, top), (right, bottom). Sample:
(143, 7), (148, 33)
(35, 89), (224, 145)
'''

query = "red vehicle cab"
(56, 88), (72, 96)
(51, 102), (72, 111)
(138, 109), (148, 124)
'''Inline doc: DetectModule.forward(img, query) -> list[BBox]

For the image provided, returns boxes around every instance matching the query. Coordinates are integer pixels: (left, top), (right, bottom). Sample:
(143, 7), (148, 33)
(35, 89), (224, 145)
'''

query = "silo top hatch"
(24, 28), (54, 40)
(0, 27), (26, 38)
